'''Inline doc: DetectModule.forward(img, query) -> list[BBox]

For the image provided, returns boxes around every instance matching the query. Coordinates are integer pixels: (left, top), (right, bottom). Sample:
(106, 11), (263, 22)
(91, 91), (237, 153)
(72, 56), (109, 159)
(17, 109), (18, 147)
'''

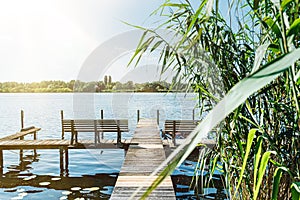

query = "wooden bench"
(0, 126), (41, 141)
(61, 118), (129, 145)
(164, 120), (200, 145)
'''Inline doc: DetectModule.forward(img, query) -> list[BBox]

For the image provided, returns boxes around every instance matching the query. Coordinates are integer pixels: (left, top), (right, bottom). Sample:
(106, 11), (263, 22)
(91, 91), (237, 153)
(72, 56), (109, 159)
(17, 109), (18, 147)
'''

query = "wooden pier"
(0, 110), (212, 199)
(111, 119), (176, 200)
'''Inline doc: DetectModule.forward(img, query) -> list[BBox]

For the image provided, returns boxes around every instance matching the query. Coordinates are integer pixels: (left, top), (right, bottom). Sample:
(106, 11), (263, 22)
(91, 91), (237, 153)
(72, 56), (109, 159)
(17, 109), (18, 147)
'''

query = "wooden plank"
(111, 119), (176, 200)
(0, 139), (70, 150)
(0, 127), (41, 141)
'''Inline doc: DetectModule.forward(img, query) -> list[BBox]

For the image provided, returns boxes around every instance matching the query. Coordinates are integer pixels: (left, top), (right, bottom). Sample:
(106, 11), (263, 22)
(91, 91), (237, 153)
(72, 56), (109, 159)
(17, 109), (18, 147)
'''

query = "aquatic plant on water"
(129, 0), (300, 199)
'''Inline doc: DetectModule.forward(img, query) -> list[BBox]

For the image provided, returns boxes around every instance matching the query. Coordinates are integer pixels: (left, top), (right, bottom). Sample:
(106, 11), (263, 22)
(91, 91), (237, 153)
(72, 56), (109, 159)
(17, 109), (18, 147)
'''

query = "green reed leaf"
(287, 18), (300, 37)
(233, 129), (257, 198)
(271, 168), (283, 200)
(281, 0), (293, 9)
(142, 48), (300, 198)
(291, 182), (300, 200)
(254, 151), (276, 200)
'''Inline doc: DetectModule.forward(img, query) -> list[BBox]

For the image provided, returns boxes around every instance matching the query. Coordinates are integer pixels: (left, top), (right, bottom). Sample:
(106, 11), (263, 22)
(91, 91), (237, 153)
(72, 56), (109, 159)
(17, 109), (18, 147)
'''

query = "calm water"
(0, 93), (199, 199)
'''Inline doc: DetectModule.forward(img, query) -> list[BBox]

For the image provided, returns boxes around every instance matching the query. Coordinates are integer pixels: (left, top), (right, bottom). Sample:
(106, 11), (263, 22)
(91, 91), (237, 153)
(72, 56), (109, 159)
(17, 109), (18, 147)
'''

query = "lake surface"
(0, 93), (199, 199)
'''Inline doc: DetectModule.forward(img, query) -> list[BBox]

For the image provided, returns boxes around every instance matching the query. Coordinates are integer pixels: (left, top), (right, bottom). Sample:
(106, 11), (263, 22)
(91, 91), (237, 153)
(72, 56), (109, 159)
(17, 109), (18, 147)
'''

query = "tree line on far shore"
(0, 79), (188, 93)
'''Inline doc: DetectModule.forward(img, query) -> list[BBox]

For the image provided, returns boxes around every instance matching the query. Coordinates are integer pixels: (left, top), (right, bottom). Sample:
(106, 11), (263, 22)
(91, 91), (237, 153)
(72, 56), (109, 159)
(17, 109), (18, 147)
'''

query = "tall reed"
(130, 0), (300, 199)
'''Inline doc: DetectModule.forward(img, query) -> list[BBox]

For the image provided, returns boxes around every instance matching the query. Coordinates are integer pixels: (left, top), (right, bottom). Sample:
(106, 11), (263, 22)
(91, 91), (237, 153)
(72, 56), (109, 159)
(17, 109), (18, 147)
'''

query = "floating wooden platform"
(111, 119), (176, 200)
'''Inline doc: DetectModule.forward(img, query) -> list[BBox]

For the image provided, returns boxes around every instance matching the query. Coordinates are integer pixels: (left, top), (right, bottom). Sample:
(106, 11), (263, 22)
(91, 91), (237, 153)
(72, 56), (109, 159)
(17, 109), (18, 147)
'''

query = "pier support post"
(59, 148), (69, 177)
(192, 109), (195, 121)
(0, 150), (3, 175)
(61, 110), (65, 139)
(59, 148), (64, 176)
(100, 110), (104, 119)
(33, 131), (37, 155)
(21, 110), (24, 129)
(100, 111), (104, 139)
(157, 110), (159, 125)
(64, 148), (69, 176)
(137, 110), (140, 122)
(19, 149), (23, 163)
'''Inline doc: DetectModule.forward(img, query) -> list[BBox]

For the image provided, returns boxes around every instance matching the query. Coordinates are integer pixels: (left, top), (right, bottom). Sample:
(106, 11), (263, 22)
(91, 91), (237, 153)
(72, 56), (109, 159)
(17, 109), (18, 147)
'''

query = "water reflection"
(0, 152), (117, 199)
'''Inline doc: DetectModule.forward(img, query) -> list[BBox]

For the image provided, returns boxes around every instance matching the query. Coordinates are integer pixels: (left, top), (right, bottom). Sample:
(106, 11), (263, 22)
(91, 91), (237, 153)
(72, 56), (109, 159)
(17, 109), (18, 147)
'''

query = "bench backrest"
(62, 119), (128, 133)
(164, 120), (200, 133)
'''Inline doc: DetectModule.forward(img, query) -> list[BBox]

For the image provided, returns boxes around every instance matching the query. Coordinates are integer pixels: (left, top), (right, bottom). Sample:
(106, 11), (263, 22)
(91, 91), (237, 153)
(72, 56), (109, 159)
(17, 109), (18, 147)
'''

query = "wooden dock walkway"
(0, 138), (132, 175)
(111, 119), (176, 200)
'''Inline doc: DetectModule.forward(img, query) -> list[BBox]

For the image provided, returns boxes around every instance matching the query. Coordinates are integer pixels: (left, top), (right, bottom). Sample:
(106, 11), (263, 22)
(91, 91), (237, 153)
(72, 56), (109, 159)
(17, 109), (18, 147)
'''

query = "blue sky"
(0, 0), (163, 82)
(0, 0), (235, 83)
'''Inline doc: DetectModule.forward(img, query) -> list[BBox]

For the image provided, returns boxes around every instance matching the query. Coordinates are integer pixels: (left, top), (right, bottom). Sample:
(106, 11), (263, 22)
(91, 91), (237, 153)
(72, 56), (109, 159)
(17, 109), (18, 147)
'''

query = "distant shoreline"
(0, 91), (194, 94)
(0, 80), (190, 93)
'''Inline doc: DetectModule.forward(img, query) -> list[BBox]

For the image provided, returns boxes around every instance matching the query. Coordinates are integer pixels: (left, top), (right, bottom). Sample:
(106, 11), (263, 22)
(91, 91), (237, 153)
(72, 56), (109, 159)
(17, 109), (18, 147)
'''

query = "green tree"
(108, 75), (112, 85)
(104, 75), (108, 85)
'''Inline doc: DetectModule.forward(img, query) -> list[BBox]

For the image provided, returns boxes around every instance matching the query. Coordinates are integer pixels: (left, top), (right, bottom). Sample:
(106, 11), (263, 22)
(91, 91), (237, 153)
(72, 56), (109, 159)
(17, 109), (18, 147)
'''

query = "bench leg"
(94, 132), (98, 144)
(71, 132), (74, 145)
(172, 132), (176, 146)
(75, 131), (78, 144)
(117, 131), (121, 145)
(98, 132), (102, 143)
(70, 131), (78, 145)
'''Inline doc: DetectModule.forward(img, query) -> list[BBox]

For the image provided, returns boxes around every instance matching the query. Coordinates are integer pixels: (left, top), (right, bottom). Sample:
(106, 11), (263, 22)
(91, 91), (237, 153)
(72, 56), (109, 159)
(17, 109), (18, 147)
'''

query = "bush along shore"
(0, 79), (189, 93)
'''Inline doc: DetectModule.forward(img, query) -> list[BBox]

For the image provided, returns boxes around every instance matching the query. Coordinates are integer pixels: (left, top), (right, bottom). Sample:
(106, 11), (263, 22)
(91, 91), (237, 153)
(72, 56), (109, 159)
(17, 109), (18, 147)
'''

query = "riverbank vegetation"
(0, 79), (188, 93)
(131, 0), (300, 199)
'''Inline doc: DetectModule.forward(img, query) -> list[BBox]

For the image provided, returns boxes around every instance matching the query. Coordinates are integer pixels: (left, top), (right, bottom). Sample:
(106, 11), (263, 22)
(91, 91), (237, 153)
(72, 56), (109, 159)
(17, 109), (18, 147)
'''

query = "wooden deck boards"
(0, 139), (132, 150)
(0, 139), (70, 149)
(111, 119), (176, 200)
